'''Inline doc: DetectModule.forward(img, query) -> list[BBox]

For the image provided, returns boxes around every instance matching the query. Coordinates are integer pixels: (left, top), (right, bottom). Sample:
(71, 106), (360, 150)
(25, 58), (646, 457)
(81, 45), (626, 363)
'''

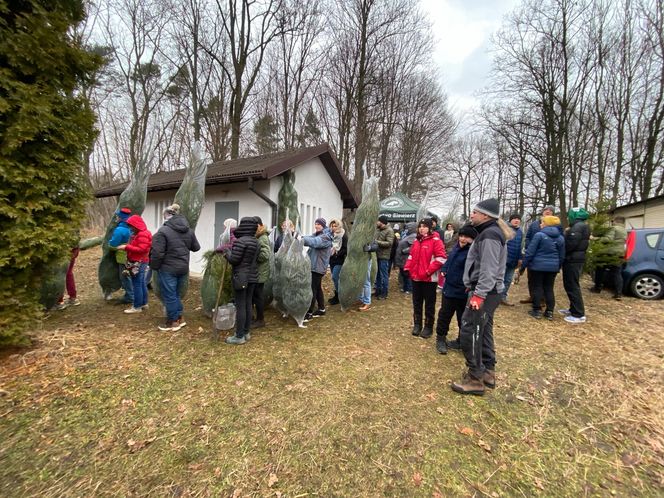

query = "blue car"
(622, 229), (664, 299)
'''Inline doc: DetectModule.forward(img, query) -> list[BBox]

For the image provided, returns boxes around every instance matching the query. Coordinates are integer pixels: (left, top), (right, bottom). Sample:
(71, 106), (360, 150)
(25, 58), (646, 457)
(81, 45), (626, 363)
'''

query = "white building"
(612, 194), (664, 229)
(95, 144), (358, 274)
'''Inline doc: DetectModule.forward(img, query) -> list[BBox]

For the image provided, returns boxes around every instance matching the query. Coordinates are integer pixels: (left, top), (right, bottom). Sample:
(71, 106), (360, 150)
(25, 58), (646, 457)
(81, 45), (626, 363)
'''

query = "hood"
(405, 222), (417, 234)
(541, 225), (562, 238)
(567, 207), (589, 224)
(256, 225), (268, 238)
(126, 215), (147, 232)
(235, 217), (258, 238)
(165, 214), (191, 233)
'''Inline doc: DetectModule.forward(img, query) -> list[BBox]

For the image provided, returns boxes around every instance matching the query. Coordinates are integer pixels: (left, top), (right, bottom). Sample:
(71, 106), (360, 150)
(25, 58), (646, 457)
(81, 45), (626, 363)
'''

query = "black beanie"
(474, 198), (500, 219)
(418, 218), (433, 230)
(378, 215), (389, 224)
(509, 213), (522, 222)
(458, 224), (478, 239)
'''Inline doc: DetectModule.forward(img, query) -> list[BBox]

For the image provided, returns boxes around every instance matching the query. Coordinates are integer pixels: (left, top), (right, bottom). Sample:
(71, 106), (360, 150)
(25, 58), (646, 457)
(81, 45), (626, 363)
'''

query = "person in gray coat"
(395, 222), (417, 293)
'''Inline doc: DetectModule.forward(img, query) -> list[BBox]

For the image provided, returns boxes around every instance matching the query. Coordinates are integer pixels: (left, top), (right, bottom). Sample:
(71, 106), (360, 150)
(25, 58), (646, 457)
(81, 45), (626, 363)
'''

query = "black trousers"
(309, 272), (325, 312)
(530, 270), (557, 312)
(436, 296), (466, 339)
(562, 262), (585, 317)
(594, 265), (623, 296)
(459, 291), (501, 379)
(235, 282), (255, 338)
(527, 267), (534, 299)
(252, 282), (265, 321)
(412, 281), (437, 328)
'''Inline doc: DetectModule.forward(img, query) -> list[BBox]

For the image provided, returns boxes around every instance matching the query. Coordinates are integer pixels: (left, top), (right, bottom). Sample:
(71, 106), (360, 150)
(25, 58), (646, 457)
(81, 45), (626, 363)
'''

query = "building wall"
(614, 198), (664, 229)
(143, 157), (344, 275)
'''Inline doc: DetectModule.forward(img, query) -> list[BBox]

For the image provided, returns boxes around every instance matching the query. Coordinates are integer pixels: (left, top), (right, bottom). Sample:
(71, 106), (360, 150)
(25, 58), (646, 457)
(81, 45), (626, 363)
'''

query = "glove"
(363, 243), (371, 252)
(468, 294), (485, 310)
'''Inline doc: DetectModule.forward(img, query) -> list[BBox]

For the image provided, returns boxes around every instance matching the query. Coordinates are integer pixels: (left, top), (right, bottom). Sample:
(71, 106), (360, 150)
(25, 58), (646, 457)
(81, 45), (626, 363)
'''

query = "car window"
(645, 233), (661, 249)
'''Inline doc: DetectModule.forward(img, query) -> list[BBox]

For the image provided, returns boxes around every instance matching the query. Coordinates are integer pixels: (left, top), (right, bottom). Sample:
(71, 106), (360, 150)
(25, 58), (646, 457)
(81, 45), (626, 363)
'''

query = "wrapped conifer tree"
(339, 173), (380, 310)
(273, 228), (293, 316)
(282, 236), (312, 327)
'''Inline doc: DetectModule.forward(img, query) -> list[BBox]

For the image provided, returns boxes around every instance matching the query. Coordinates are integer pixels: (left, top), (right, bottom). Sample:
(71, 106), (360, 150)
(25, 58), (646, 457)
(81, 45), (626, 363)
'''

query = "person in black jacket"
(150, 204), (200, 332)
(327, 218), (347, 305)
(223, 217), (259, 344)
(560, 207), (590, 324)
(436, 224), (477, 354)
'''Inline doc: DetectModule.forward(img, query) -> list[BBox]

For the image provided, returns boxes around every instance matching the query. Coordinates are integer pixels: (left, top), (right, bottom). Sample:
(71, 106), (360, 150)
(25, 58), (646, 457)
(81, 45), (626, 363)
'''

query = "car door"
(658, 231), (664, 272)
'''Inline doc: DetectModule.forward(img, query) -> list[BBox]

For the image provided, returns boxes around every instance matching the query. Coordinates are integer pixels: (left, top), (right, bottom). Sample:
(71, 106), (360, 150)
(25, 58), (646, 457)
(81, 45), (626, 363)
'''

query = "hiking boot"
(543, 310), (554, 321)
(67, 298), (81, 306)
(328, 294), (340, 305)
(436, 337), (448, 354)
(420, 326), (433, 339)
(451, 372), (485, 396)
(500, 298), (515, 306)
(251, 319), (265, 329)
(312, 308), (326, 317)
(564, 315), (587, 324)
(446, 338), (461, 350)
(124, 307), (143, 314)
(411, 324), (422, 336)
(358, 304), (371, 311)
(225, 335), (246, 345)
(483, 369), (496, 389)
(528, 309), (542, 319)
(519, 297), (533, 304)
(158, 320), (180, 331)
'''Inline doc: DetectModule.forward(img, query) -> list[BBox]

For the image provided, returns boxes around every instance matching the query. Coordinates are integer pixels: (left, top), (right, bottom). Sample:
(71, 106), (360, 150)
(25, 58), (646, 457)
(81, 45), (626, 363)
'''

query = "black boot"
(411, 323), (422, 336)
(447, 338), (461, 350)
(436, 336), (448, 354)
(420, 326), (433, 339)
(328, 293), (339, 305)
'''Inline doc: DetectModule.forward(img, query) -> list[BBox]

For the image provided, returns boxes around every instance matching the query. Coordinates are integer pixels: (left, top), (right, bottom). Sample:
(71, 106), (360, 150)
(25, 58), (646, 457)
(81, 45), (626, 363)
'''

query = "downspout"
(248, 178), (278, 227)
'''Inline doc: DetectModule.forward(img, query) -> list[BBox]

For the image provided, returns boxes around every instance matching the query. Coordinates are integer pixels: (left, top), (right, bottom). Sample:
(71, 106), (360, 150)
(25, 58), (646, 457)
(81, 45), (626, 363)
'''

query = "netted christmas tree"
(339, 172), (380, 310)
(586, 199), (623, 272)
(281, 236), (313, 327)
(277, 171), (300, 229)
(98, 150), (152, 299)
(201, 223), (234, 317)
(273, 228), (294, 316)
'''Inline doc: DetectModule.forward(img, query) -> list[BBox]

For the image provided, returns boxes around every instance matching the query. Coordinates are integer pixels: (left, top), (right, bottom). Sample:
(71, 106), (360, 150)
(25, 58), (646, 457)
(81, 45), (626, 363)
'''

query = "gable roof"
(94, 143), (358, 209)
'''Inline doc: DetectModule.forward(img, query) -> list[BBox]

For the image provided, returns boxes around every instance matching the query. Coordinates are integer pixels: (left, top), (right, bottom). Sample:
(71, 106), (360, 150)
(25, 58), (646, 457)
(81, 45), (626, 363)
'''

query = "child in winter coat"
(436, 224), (478, 354)
(404, 218), (447, 339)
(117, 214), (152, 314)
(395, 222), (417, 292)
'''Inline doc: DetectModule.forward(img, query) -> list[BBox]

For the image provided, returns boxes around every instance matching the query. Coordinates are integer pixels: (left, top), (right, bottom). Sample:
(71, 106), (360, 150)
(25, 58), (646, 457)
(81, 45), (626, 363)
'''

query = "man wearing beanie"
(108, 207), (134, 304)
(303, 218), (333, 320)
(452, 198), (509, 396)
(501, 213), (523, 306)
(522, 205), (555, 304)
(374, 215), (395, 299)
(560, 207), (590, 323)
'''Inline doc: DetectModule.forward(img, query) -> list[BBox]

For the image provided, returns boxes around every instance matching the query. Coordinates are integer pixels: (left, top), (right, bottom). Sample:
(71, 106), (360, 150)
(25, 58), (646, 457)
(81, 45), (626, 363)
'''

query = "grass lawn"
(1, 247), (663, 497)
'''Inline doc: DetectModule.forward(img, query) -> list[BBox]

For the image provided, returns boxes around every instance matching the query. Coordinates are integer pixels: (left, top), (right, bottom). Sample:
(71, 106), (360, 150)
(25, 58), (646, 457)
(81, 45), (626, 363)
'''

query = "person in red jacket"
(404, 218), (447, 338)
(117, 214), (152, 314)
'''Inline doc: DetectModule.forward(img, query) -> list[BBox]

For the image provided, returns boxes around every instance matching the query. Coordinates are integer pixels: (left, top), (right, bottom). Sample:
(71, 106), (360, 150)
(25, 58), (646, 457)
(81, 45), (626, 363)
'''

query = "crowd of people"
(59, 197), (628, 395)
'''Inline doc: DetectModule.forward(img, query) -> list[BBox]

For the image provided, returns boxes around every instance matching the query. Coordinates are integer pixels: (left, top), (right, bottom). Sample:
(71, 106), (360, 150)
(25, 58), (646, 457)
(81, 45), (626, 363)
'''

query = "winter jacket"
(394, 223), (417, 269)
(463, 219), (507, 297)
(224, 224), (259, 284)
(124, 215), (152, 263)
(598, 224), (627, 258)
(564, 220), (590, 263)
(329, 230), (348, 268)
(505, 226), (523, 268)
(524, 219), (541, 250)
(442, 242), (472, 299)
(374, 225), (395, 260)
(150, 214), (200, 275)
(522, 226), (565, 272)
(256, 227), (271, 283)
(304, 228), (333, 274)
(404, 232), (446, 283)
(109, 222), (131, 248)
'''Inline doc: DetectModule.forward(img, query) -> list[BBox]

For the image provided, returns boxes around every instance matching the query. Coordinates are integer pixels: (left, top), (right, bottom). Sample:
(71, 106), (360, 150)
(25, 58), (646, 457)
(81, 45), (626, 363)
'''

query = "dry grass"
(1, 247), (663, 497)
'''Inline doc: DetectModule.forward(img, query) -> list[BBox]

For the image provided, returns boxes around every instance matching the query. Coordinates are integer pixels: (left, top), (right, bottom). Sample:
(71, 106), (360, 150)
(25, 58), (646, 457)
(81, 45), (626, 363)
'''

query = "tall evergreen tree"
(0, 0), (101, 346)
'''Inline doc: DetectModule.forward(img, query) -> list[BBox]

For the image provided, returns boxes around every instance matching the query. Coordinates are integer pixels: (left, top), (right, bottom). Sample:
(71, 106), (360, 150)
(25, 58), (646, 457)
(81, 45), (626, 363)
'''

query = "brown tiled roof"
(94, 143), (358, 209)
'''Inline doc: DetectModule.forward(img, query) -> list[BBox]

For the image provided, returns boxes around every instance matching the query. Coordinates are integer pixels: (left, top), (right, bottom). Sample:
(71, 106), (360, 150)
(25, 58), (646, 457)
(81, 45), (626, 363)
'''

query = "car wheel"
(630, 274), (663, 300)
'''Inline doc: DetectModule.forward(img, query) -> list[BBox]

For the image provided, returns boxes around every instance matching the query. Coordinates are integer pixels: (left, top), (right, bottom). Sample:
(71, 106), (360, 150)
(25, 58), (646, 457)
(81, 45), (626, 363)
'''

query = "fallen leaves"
(412, 471), (423, 487)
(268, 473), (278, 487)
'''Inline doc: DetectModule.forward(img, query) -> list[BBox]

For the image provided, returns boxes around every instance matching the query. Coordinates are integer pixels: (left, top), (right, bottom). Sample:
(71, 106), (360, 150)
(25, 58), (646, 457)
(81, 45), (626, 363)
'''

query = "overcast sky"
(419, 0), (521, 116)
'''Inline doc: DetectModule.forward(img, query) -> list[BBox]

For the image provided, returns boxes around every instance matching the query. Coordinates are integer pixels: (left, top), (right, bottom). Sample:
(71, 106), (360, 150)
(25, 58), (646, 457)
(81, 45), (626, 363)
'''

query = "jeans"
(563, 261), (585, 317)
(459, 291), (501, 379)
(360, 259), (372, 305)
(310, 272), (325, 312)
(399, 267), (412, 292)
(412, 281), (437, 328)
(331, 264), (342, 294)
(234, 283), (255, 338)
(502, 265), (517, 299)
(252, 282), (265, 321)
(119, 263), (134, 302)
(436, 296), (466, 338)
(530, 270), (557, 312)
(375, 258), (390, 297)
(158, 271), (186, 322)
(130, 262), (148, 308)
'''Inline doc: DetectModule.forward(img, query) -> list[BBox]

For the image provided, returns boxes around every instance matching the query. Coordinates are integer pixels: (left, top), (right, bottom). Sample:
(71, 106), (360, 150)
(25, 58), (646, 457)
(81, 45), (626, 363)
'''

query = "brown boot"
(483, 369), (496, 389)
(451, 372), (485, 396)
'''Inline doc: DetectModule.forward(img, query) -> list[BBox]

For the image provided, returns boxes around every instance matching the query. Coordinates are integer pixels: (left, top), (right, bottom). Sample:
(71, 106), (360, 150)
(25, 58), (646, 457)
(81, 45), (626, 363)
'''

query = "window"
(645, 233), (661, 249)
(155, 200), (171, 227)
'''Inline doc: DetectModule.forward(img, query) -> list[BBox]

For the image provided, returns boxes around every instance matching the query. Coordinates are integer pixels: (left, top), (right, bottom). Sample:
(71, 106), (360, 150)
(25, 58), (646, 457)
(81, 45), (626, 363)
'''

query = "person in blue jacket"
(519, 215), (565, 320)
(501, 213), (523, 306)
(108, 207), (134, 304)
(435, 224), (478, 354)
(522, 205), (555, 303)
(303, 218), (333, 321)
